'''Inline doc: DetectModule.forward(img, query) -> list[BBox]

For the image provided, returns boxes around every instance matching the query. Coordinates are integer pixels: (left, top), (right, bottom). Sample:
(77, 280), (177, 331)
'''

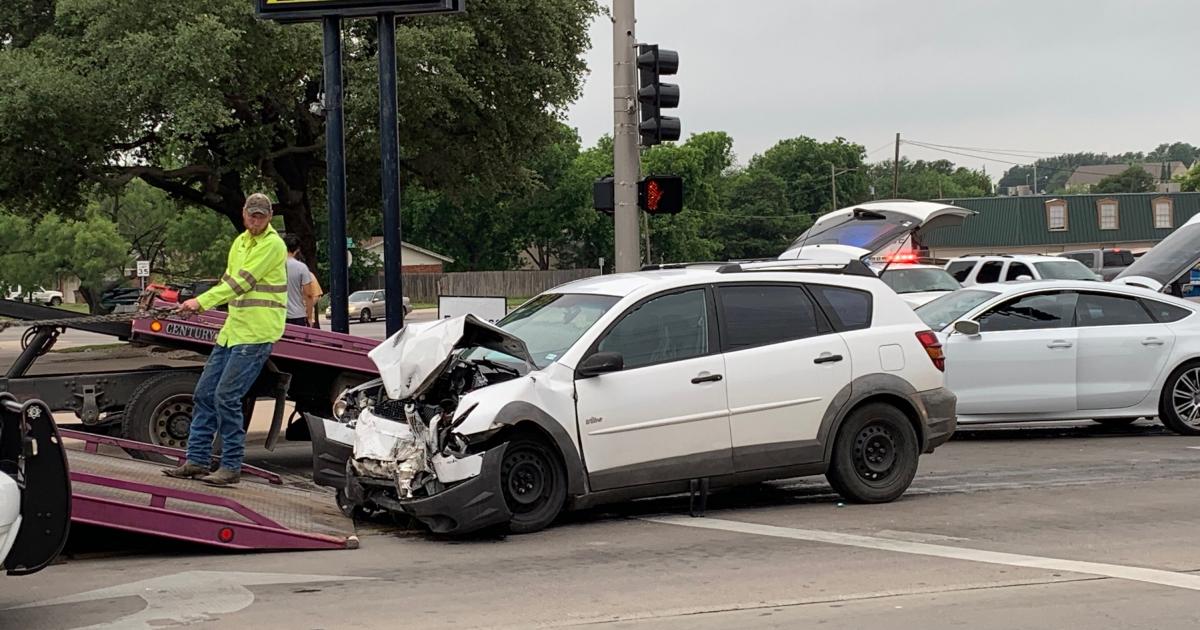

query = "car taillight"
(915, 330), (944, 372)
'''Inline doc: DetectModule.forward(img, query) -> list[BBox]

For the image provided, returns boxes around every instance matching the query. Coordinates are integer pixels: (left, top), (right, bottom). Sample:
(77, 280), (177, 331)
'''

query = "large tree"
(748, 137), (868, 215)
(866, 159), (991, 201)
(0, 0), (599, 273)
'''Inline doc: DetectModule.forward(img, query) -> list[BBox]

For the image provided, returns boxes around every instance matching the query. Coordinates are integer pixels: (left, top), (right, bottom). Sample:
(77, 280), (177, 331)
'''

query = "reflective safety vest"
(196, 224), (287, 346)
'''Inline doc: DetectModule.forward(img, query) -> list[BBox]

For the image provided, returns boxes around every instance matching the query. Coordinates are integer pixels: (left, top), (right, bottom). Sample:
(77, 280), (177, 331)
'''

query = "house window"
(1153, 197), (1174, 229)
(1097, 199), (1119, 230)
(1045, 199), (1068, 231)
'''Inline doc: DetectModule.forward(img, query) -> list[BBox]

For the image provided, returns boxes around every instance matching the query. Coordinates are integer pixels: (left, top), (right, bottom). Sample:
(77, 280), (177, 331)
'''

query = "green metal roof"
(924, 192), (1200, 248)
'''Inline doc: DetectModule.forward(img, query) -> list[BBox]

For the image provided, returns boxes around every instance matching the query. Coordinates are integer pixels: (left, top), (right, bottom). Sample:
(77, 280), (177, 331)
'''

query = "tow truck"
(0, 298), (377, 554)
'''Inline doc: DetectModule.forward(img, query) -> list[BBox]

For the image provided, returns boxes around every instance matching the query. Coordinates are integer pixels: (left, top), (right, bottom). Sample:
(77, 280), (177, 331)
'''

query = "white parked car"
(916, 280), (1200, 434)
(945, 254), (1098, 287)
(876, 261), (962, 308)
(5, 286), (64, 306)
(309, 259), (956, 535)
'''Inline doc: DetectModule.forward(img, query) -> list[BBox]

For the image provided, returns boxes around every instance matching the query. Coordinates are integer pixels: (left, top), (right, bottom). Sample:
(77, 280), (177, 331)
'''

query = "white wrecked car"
(307, 262), (956, 535)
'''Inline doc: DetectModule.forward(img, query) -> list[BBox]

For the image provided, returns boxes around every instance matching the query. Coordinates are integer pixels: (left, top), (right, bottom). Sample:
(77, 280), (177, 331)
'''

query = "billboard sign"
(255, 0), (464, 21)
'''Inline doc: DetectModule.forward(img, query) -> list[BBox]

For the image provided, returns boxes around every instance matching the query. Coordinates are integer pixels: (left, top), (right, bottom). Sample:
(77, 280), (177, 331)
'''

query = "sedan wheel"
(359, 309), (371, 323)
(1160, 365), (1200, 435)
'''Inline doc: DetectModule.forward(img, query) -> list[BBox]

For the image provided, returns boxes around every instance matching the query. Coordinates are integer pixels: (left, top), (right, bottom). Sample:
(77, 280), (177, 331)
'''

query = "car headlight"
(332, 392), (350, 420)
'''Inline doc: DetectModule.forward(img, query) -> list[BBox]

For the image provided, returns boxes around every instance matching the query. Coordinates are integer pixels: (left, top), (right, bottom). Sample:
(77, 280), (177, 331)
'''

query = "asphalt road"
(5, 421), (1200, 629)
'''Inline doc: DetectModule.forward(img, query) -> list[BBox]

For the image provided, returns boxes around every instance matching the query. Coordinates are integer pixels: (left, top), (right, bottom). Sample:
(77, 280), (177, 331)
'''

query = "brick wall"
(401, 264), (443, 274)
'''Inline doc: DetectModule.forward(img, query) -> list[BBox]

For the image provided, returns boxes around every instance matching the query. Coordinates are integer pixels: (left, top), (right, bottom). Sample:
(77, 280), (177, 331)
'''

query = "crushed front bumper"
(339, 441), (513, 536)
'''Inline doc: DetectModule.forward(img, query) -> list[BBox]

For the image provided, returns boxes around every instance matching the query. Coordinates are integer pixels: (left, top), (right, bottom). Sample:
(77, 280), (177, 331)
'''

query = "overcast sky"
(565, 0), (1200, 175)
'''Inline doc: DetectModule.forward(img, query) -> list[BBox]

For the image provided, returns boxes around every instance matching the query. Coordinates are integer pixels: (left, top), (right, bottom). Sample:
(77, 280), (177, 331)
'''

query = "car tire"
(501, 437), (567, 534)
(1092, 417), (1138, 428)
(48, 296), (62, 306)
(1159, 363), (1200, 436)
(123, 371), (201, 463)
(359, 309), (371, 323)
(825, 403), (919, 504)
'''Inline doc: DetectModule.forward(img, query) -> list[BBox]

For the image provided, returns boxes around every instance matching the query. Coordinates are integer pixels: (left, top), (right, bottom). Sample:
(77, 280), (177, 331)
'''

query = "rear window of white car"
(946, 261), (974, 282)
(880, 268), (960, 294)
(1142, 299), (1192, 323)
(809, 285), (872, 331)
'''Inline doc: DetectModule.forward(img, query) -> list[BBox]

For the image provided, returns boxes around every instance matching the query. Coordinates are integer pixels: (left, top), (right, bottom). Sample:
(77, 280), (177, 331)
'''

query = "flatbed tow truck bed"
(62, 429), (356, 551)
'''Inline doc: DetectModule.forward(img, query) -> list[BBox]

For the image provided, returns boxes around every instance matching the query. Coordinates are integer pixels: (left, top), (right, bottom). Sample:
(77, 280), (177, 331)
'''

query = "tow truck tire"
(501, 437), (567, 534)
(123, 371), (201, 463)
(825, 403), (919, 504)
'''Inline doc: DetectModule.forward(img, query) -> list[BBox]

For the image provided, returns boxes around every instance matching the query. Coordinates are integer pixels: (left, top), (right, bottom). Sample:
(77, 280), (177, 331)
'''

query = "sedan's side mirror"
(576, 351), (624, 378)
(953, 320), (981, 336)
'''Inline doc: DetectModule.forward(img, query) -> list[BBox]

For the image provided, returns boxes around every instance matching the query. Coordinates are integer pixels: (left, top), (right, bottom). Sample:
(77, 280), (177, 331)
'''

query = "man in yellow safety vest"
(164, 193), (287, 486)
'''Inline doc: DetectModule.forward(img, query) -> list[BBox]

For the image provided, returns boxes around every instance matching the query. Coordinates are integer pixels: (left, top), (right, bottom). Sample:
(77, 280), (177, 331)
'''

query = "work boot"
(162, 461), (208, 479)
(200, 468), (241, 487)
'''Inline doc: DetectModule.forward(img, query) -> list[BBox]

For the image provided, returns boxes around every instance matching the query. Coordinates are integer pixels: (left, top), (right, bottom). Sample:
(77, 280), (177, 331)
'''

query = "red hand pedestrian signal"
(638, 176), (683, 215)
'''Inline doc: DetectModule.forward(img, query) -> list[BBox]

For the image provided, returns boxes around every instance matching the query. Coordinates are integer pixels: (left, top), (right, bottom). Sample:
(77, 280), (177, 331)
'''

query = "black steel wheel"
(1160, 363), (1200, 435)
(500, 438), (566, 534)
(123, 371), (201, 463)
(826, 403), (919, 503)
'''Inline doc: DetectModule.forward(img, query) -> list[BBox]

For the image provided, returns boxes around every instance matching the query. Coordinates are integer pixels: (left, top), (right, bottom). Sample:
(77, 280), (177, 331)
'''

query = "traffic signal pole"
(613, 0), (641, 273)
(323, 16), (349, 333)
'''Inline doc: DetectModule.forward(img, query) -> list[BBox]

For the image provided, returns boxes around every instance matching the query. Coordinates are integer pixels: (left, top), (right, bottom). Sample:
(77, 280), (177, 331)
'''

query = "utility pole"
(831, 163), (837, 209)
(1032, 163), (1038, 195)
(323, 16), (349, 333)
(892, 132), (900, 198)
(612, 0), (640, 273)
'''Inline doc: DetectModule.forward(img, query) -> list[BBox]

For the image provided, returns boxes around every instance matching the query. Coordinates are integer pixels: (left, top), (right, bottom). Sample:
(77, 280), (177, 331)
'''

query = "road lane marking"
(644, 516), (1200, 591)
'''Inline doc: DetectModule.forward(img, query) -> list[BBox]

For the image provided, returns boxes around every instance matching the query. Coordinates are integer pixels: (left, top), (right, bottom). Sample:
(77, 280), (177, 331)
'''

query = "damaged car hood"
(369, 314), (535, 400)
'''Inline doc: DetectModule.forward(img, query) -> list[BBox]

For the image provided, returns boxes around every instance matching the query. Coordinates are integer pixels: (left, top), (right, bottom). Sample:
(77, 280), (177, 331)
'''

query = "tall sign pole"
(323, 16), (350, 333)
(378, 13), (405, 336)
(612, 0), (640, 272)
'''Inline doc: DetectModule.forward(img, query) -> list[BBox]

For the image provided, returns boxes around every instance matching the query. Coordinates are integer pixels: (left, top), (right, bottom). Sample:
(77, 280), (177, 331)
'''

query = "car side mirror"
(953, 320), (981, 336)
(576, 351), (624, 378)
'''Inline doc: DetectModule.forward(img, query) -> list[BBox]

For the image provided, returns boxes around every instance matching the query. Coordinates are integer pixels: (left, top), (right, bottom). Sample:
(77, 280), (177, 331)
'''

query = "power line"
(902, 139), (1065, 158)
(901, 140), (1152, 180)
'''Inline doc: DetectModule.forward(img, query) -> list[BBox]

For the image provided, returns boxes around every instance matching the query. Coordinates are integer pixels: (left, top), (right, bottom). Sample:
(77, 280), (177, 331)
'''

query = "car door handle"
(1046, 340), (1073, 349)
(814, 354), (844, 364)
(691, 373), (723, 384)
(1142, 337), (1166, 346)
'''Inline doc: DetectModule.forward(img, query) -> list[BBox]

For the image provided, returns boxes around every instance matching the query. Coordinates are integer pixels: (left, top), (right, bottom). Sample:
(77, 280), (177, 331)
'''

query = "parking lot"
(4, 420), (1200, 629)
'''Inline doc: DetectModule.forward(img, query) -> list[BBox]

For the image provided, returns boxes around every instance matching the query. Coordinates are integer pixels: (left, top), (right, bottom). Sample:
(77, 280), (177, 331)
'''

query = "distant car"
(873, 258), (961, 308)
(945, 254), (1099, 287)
(5, 286), (64, 306)
(916, 280), (1200, 435)
(325, 289), (413, 323)
(1059, 248), (1136, 281)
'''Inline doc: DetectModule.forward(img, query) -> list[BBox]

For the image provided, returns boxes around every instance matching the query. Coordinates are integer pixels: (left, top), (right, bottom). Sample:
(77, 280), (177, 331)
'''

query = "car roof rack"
(714, 259), (877, 277)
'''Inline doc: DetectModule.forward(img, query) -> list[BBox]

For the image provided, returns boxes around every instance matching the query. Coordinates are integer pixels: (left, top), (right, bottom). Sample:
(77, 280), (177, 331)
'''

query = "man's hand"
(178, 298), (202, 313)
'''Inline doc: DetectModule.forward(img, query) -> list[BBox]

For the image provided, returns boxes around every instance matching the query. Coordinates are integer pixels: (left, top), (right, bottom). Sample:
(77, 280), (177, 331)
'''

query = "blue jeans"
(185, 342), (273, 471)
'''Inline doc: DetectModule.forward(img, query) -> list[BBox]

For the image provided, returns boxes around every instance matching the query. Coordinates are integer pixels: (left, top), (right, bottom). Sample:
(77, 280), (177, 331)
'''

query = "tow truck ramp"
(63, 429), (358, 552)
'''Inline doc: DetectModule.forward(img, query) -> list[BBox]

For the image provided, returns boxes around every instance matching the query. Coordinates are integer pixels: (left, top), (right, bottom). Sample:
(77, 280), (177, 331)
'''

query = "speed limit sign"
(136, 261), (150, 277)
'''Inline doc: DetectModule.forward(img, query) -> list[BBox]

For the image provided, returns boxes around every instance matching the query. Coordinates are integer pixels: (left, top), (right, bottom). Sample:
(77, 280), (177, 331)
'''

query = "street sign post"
(136, 260), (150, 290)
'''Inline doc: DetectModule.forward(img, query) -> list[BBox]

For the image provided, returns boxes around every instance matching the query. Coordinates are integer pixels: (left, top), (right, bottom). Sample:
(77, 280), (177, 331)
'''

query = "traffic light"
(638, 176), (684, 215)
(593, 176), (615, 215)
(637, 44), (680, 146)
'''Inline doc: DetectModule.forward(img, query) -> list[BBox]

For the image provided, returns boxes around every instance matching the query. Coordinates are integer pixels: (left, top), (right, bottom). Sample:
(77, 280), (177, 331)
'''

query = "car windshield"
(472, 293), (620, 369)
(880, 268), (961, 294)
(915, 289), (1000, 331)
(348, 291), (374, 301)
(1034, 260), (1097, 281)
